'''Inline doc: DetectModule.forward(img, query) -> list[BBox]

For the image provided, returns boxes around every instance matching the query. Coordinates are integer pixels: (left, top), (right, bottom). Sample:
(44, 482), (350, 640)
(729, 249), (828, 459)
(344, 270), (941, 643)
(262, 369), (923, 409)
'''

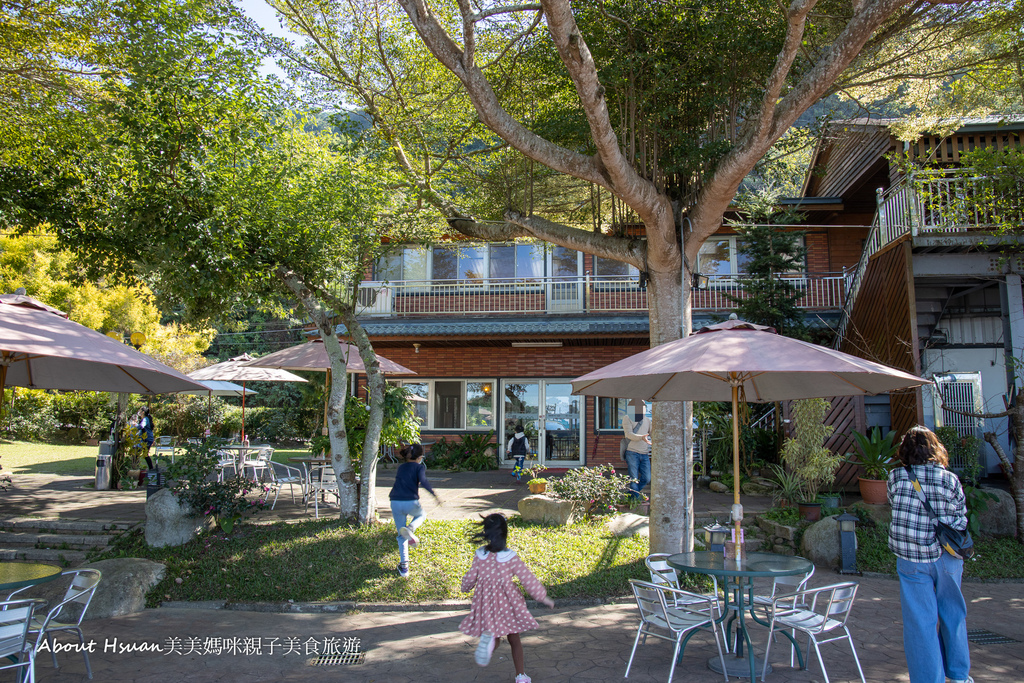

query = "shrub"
(164, 439), (267, 532)
(425, 432), (497, 471)
(548, 464), (633, 517)
(3, 389), (57, 440)
(781, 398), (839, 502)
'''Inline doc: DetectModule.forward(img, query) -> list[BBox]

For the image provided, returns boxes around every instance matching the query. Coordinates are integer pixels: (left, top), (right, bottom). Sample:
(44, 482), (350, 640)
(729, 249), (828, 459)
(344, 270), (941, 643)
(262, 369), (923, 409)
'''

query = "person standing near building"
(507, 423), (531, 480)
(621, 399), (651, 501)
(888, 426), (972, 683)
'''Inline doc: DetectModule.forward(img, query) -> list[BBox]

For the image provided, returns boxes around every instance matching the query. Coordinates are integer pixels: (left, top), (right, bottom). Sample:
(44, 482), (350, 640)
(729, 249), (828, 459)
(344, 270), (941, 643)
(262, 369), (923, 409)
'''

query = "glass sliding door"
(500, 380), (584, 467)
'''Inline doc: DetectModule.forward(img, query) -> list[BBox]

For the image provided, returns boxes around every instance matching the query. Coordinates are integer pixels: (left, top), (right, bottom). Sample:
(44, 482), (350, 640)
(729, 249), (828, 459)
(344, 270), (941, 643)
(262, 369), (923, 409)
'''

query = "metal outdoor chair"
(267, 461), (306, 509)
(305, 464), (340, 519)
(153, 435), (175, 463)
(214, 450), (237, 482)
(12, 569), (102, 679)
(625, 579), (727, 683)
(645, 553), (728, 648)
(761, 581), (865, 683)
(241, 447), (273, 483)
(0, 598), (43, 683)
(752, 564), (816, 665)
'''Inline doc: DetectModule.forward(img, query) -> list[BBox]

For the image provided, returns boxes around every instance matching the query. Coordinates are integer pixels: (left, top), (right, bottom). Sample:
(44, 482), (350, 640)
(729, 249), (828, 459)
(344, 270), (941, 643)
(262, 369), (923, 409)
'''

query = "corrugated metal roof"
(336, 316), (650, 337)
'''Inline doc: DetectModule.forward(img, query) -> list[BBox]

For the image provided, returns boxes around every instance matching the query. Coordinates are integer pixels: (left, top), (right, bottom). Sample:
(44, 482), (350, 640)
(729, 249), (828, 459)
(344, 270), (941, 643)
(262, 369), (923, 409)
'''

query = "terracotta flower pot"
(798, 502), (822, 522)
(858, 477), (888, 505)
(528, 482), (547, 494)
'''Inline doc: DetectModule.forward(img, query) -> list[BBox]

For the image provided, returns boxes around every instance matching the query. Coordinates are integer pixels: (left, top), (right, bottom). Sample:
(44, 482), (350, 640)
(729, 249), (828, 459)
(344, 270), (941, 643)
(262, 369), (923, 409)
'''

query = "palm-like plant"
(849, 428), (899, 480)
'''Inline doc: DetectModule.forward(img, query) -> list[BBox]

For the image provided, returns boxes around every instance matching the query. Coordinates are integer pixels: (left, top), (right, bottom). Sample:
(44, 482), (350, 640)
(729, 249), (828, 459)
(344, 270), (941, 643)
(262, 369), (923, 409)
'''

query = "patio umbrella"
(244, 339), (416, 431)
(0, 294), (206, 397)
(187, 354), (306, 442)
(571, 319), (930, 539)
(176, 380), (258, 428)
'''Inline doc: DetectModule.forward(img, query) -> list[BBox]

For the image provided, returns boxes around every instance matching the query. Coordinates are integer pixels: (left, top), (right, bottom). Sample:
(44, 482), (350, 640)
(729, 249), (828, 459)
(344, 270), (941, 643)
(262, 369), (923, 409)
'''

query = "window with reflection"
(489, 244), (545, 280)
(466, 382), (494, 427)
(433, 381), (462, 428)
(433, 245), (484, 281)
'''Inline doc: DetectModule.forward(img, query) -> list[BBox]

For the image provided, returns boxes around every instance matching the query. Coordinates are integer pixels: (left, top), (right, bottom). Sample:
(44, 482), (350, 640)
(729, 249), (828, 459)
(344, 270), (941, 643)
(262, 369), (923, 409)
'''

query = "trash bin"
(145, 469), (166, 499)
(95, 455), (112, 491)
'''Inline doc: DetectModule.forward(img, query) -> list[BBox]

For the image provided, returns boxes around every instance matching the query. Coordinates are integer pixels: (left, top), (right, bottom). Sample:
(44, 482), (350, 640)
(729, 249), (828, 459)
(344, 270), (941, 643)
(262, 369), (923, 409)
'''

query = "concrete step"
(0, 547), (89, 565)
(0, 531), (113, 549)
(0, 518), (128, 533)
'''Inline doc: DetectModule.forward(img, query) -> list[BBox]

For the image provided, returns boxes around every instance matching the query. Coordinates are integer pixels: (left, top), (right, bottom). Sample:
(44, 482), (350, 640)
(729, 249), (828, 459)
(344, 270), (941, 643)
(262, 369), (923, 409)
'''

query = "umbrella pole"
(732, 380), (742, 543)
(241, 381), (246, 443)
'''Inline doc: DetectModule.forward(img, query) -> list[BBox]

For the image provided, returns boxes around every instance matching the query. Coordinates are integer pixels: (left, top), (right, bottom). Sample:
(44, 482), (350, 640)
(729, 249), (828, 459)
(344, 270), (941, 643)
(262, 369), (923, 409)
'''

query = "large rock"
(80, 558), (166, 619)
(518, 495), (577, 526)
(800, 516), (842, 570)
(977, 487), (1017, 538)
(605, 513), (650, 537)
(741, 481), (776, 497)
(145, 488), (214, 548)
(709, 481), (729, 494)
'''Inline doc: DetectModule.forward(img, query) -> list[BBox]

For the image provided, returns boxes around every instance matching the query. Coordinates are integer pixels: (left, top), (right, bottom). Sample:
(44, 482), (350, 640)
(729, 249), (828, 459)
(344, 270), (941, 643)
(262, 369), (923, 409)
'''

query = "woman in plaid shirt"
(888, 426), (971, 683)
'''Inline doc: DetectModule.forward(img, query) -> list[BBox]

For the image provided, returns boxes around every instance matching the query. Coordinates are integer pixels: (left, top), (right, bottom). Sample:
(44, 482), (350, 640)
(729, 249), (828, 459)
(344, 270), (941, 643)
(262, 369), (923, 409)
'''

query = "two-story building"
(346, 229), (859, 470)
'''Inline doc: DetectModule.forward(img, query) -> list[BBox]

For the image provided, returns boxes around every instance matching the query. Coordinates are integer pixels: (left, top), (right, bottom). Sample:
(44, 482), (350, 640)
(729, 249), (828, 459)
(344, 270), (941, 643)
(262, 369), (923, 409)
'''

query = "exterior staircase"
(0, 518), (134, 567)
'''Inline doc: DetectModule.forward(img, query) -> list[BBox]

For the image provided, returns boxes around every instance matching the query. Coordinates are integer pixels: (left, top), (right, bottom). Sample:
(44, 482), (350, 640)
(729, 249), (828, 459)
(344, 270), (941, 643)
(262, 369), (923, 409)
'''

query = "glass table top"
(0, 562), (62, 591)
(667, 551), (813, 578)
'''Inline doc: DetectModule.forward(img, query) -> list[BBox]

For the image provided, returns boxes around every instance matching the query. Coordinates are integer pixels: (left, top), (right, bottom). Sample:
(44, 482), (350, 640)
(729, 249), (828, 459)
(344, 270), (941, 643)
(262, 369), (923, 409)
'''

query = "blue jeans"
(897, 554), (970, 683)
(624, 450), (650, 501)
(391, 499), (426, 564)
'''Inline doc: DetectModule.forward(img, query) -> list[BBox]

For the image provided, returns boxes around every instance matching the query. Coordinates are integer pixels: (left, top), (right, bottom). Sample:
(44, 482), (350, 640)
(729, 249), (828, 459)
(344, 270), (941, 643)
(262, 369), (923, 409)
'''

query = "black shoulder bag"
(904, 465), (975, 561)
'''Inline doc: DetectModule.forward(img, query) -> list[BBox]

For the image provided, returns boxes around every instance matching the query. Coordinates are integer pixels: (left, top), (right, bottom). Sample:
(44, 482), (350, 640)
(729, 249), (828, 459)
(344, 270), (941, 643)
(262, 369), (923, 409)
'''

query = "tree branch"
(984, 432), (1014, 476)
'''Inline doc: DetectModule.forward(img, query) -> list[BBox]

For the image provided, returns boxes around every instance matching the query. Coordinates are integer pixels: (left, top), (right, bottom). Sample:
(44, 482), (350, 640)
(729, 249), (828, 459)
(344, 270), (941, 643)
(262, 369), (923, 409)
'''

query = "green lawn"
(0, 441), (98, 475)
(0, 441), (309, 477)
(94, 517), (675, 607)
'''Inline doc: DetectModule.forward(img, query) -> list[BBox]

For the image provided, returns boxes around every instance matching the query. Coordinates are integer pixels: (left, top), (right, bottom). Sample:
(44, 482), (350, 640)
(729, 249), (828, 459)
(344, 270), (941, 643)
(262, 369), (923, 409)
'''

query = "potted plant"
(849, 427), (898, 505)
(528, 477), (548, 494)
(768, 464), (804, 508)
(780, 399), (840, 521)
(817, 489), (842, 510)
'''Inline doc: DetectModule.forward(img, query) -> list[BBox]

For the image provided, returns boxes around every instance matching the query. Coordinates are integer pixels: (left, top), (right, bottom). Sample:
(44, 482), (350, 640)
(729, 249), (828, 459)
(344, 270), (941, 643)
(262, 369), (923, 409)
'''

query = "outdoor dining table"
(667, 551), (814, 682)
(0, 561), (62, 593)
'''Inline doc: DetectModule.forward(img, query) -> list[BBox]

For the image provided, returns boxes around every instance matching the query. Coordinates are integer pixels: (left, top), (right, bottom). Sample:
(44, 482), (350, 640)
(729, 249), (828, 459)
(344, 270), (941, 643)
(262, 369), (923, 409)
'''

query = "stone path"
(29, 574), (1024, 682)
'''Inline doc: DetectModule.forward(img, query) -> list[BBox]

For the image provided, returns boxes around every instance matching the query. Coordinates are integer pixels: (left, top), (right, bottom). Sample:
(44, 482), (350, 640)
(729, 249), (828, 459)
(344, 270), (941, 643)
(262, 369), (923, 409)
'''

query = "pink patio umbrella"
(244, 339), (416, 432)
(187, 355), (306, 443)
(571, 319), (930, 540)
(0, 294), (206, 397)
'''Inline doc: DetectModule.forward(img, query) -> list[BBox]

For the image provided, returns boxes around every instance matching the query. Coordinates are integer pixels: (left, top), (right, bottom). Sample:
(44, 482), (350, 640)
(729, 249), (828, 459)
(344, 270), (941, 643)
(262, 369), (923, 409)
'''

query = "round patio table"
(0, 561), (62, 592)
(668, 551), (813, 682)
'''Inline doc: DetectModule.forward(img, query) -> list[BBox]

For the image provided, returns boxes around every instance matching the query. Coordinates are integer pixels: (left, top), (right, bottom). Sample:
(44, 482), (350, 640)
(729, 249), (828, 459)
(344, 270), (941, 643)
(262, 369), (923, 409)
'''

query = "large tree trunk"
(342, 308), (387, 524)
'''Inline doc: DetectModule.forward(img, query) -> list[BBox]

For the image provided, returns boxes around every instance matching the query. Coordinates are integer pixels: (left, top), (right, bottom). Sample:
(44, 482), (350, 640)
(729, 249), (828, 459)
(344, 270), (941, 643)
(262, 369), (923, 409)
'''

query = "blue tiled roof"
(336, 316), (650, 338)
(336, 311), (838, 338)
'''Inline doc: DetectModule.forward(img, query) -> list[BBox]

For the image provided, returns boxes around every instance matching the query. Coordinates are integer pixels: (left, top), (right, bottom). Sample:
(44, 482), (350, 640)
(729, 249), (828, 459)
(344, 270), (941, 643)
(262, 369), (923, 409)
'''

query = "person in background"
(460, 513), (554, 683)
(621, 398), (651, 501)
(135, 407), (155, 485)
(389, 444), (441, 578)
(888, 425), (972, 683)
(507, 422), (531, 480)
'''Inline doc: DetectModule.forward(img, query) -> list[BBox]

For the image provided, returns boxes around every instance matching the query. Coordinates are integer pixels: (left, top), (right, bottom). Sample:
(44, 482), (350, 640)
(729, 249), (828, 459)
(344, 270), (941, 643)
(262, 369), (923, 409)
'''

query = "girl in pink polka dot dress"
(460, 513), (554, 683)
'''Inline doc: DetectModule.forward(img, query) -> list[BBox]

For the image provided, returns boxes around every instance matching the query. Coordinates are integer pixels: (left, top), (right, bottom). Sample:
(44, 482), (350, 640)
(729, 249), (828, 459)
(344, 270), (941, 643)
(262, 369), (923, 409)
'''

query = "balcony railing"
(356, 273), (847, 318)
(836, 167), (1023, 345)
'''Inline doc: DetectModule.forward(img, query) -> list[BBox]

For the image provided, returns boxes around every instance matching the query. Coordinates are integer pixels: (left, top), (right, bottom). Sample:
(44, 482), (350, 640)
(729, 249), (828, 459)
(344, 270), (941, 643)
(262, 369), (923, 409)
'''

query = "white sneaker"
(399, 526), (419, 546)
(950, 677), (974, 683)
(515, 675), (532, 683)
(474, 633), (495, 666)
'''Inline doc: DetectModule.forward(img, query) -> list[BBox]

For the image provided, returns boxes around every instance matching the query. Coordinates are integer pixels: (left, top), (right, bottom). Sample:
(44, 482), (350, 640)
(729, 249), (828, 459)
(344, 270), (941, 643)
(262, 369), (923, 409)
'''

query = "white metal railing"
(356, 273), (847, 318)
(835, 167), (1022, 346)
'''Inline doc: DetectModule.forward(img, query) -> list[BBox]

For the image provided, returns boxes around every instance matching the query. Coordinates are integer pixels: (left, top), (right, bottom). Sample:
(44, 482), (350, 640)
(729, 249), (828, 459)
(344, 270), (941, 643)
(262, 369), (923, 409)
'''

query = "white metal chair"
(305, 464), (340, 519)
(14, 569), (102, 679)
(625, 579), (727, 683)
(267, 461), (306, 509)
(646, 553), (728, 647)
(752, 564), (815, 665)
(241, 446), (273, 482)
(153, 435), (175, 463)
(761, 581), (865, 683)
(0, 598), (43, 683)
(214, 449), (237, 482)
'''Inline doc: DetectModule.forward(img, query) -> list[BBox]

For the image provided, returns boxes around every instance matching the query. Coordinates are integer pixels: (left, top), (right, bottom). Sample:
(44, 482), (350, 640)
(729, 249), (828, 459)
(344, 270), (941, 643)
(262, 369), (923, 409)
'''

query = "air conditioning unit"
(356, 284), (392, 316)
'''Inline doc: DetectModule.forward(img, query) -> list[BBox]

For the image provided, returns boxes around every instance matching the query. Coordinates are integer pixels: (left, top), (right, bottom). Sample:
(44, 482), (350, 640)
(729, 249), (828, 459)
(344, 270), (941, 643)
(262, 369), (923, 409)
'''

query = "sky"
(237, 0), (296, 80)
